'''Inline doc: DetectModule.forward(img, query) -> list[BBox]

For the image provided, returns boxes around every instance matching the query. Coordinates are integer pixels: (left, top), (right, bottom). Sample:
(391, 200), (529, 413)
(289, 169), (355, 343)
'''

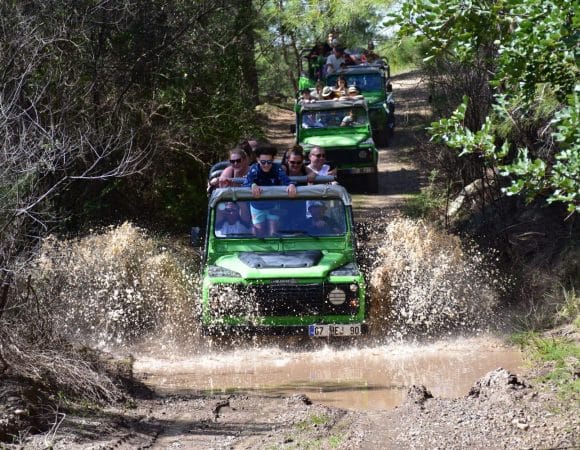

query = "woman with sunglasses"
(243, 144), (297, 236)
(306, 146), (336, 177)
(217, 147), (250, 187)
(282, 145), (309, 177)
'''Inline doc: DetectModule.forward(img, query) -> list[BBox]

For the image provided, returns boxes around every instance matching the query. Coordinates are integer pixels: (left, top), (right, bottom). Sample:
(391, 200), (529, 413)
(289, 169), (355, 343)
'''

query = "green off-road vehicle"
(191, 183), (367, 336)
(326, 64), (395, 146)
(293, 98), (379, 193)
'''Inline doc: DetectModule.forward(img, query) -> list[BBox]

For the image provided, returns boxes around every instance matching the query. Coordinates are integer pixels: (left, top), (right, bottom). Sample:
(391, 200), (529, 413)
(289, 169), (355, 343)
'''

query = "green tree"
(256, 0), (393, 95)
(390, 0), (579, 214)
(0, 0), (262, 317)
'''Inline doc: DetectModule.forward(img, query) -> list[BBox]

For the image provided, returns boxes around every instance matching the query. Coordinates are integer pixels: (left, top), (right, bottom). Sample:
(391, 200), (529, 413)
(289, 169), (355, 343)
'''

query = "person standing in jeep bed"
(243, 144), (297, 236)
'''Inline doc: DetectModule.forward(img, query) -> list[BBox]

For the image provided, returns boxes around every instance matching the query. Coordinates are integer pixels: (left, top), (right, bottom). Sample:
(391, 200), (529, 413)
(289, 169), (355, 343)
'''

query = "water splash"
(35, 222), (200, 349)
(368, 218), (508, 339)
(31, 219), (510, 350)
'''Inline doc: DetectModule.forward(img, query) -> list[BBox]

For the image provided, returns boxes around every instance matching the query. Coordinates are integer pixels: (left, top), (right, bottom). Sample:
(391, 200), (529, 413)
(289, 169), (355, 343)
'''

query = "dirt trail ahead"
(261, 70), (428, 218)
(19, 71), (578, 450)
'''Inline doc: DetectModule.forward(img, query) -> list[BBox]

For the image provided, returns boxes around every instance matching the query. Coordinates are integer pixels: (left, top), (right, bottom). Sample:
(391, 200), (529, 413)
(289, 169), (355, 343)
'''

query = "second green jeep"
(293, 98), (379, 193)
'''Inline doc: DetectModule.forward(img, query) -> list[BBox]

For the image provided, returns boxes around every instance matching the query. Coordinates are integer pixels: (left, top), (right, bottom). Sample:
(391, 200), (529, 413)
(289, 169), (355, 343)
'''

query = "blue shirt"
(242, 163), (296, 187)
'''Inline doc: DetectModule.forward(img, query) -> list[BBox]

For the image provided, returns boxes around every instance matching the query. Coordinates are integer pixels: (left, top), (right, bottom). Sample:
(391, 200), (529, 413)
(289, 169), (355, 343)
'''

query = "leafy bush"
(380, 36), (424, 74)
(391, 0), (579, 214)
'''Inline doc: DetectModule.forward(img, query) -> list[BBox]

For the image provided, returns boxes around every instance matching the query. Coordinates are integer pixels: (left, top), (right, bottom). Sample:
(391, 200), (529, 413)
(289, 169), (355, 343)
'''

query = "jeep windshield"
(301, 106), (368, 129)
(327, 73), (383, 92)
(214, 198), (347, 238)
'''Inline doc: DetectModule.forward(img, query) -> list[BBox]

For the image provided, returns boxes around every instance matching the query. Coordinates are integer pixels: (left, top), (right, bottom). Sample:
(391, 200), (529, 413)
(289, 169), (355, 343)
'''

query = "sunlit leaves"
(392, 0), (579, 214)
(256, 0), (393, 93)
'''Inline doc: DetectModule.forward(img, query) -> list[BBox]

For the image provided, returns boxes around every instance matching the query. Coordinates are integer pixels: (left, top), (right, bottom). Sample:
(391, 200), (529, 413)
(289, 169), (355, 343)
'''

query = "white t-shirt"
(216, 221), (250, 236)
(326, 54), (345, 74)
(341, 115), (353, 126)
(309, 164), (331, 176)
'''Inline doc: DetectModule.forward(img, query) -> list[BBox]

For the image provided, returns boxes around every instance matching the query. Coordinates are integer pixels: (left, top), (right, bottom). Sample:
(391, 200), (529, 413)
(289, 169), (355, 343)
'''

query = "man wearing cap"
(304, 201), (341, 235)
(347, 86), (360, 97)
(215, 202), (251, 236)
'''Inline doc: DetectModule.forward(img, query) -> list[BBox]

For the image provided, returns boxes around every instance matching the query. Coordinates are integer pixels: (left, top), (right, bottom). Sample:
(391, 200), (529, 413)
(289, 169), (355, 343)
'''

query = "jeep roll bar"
(228, 175), (336, 185)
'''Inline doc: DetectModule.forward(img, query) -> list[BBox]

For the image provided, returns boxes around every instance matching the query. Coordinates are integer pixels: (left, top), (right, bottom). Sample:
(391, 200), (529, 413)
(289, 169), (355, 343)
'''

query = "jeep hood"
(213, 251), (349, 278)
(302, 132), (369, 148)
(362, 91), (386, 106)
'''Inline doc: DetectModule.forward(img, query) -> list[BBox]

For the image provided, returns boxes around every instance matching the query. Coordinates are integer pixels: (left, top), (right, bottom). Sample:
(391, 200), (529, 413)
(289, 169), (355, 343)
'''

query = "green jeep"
(293, 98), (379, 193)
(192, 183), (367, 337)
(326, 65), (395, 146)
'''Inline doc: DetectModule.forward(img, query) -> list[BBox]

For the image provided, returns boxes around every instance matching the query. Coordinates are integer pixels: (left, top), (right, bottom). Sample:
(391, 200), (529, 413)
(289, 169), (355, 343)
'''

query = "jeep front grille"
(209, 283), (359, 317)
(323, 148), (374, 165)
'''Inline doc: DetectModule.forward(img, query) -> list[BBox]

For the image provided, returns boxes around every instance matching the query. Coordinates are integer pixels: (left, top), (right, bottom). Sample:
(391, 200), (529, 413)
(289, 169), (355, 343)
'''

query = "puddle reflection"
(134, 337), (523, 411)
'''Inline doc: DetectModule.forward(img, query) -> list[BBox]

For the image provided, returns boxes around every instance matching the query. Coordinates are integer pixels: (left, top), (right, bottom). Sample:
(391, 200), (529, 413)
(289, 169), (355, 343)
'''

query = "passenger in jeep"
(215, 202), (251, 237)
(304, 201), (341, 235)
(243, 144), (297, 236)
(282, 145), (308, 177)
(341, 109), (355, 127)
(361, 41), (381, 64)
(334, 75), (349, 96)
(217, 146), (250, 187)
(347, 85), (360, 97)
(306, 146), (336, 177)
(313, 80), (325, 99)
(300, 88), (315, 103)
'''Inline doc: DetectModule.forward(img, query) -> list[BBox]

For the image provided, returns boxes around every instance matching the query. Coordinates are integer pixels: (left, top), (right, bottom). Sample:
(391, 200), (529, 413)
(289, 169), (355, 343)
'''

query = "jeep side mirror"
(290, 124), (296, 134)
(190, 227), (202, 246)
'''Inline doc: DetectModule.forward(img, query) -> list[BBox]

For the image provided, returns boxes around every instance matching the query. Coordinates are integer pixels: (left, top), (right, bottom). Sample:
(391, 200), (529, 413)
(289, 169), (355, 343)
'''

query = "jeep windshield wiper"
(277, 230), (319, 239)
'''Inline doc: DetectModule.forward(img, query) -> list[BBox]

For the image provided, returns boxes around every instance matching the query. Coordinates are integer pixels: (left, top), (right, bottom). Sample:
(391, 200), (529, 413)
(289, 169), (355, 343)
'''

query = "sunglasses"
(311, 153), (326, 158)
(288, 160), (303, 165)
(229, 159), (242, 164)
(259, 159), (273, 165)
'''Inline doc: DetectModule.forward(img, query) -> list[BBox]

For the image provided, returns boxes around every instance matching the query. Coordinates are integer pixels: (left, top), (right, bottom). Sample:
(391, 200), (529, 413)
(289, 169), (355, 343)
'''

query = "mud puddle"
(133, 336), (522, 411)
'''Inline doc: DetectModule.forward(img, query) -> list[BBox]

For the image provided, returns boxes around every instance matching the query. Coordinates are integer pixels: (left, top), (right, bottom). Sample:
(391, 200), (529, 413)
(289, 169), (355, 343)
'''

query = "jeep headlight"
(328, 287), (347, 305)
(358, 149), (369, 159)
(207, 265), (241, 278)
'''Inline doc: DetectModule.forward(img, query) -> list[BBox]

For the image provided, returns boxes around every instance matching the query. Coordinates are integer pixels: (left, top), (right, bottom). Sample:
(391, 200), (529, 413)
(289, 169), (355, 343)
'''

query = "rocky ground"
(4, 367), (577, 449)
(2, 70), (578, 449)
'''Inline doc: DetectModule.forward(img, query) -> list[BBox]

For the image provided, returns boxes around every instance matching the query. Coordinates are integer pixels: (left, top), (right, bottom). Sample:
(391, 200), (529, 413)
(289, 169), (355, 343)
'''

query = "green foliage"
(511, 331), (580, 399)
(297, 413), (330, 430)
(256, 0), (394, 95)
(555, 286), (579, 326)
(403, 170), (446, 219)
(380, 36), (424, 74)
(391, 0), (579, 214)
(1, 0), (262, 252)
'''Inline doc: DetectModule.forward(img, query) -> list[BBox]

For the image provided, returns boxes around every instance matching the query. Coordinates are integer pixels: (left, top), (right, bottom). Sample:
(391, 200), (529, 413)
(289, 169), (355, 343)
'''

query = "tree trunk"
(237, 0), (259, 105)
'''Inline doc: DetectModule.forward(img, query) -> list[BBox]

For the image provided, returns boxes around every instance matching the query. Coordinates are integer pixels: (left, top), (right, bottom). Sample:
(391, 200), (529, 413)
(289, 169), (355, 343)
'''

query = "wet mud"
(133, 338), (522, 411)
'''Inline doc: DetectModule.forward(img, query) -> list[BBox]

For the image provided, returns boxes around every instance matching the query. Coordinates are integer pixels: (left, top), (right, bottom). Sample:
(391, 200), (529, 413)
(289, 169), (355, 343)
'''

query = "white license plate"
(308, 324), (362, 337)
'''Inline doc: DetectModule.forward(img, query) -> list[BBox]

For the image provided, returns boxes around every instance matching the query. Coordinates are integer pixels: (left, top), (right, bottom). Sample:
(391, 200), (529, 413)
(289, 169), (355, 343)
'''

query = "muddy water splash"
(33, 221), (522, 411)
(369, 218), (508, 338)
(35, 222), (200, 348)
